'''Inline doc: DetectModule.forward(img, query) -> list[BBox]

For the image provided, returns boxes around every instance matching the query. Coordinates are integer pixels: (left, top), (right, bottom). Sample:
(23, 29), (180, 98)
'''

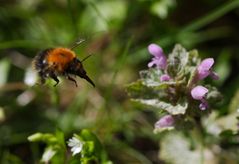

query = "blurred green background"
(1, 0), (239, 163)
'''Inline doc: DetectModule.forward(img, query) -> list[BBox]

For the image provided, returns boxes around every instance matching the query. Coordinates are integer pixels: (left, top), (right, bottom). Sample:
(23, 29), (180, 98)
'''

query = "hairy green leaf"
(133, 99), (188, 115)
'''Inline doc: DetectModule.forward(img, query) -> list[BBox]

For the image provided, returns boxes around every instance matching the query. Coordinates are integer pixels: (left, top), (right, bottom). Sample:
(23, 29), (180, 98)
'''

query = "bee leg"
(49, 72), (59, 87)
(38, 71), (46, 85)
(40, 77), (46, 85)
(67, 75), (78, 87)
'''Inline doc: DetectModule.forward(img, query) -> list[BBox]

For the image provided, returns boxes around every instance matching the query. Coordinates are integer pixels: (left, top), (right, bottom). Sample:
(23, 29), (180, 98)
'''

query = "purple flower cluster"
(147, 44), (219, 110)
(191, 58), (219, 110)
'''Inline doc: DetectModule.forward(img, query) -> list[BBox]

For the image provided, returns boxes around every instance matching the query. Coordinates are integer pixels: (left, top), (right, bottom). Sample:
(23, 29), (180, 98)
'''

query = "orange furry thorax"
(46, 48), (76, 72)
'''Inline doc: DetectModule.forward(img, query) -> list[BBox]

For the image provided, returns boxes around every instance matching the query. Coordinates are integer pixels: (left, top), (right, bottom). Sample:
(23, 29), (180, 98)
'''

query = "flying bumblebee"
(32, 40), (95, 87)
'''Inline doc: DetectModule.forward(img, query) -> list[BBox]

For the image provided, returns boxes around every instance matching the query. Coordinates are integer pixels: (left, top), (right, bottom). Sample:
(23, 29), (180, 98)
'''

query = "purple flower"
(155, 115), (174, 129)
(199, 100), (208, 110)
(197, 58), (219, 80)
(160, 74), (171, 82)
(148, 44), (167, 69)
(191, 85), (209, 110)
(191, 85), (208, 100)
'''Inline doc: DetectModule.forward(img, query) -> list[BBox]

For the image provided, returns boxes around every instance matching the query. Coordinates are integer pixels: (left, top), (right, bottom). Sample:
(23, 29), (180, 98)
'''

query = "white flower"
(41, 147), (56, 162)
(68, 136), (83, 156)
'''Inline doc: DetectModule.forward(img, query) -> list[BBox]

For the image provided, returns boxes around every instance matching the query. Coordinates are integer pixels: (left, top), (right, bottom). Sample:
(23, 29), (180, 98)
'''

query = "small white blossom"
(68, 136), (83, 156)
(41, 147), (56, 162)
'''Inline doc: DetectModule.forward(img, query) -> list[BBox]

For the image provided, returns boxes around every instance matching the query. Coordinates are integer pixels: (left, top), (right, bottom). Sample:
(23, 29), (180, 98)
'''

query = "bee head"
(67, 58), (95, 87)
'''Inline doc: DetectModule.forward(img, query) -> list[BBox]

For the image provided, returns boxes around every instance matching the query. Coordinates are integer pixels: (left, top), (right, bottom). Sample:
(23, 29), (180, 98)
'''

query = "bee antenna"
(81, 54), (92, 63)
(70, 39), (85, 50)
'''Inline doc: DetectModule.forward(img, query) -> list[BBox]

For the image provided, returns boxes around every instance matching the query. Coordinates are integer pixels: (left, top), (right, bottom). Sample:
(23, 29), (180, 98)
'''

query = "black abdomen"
(33, 48), (53, 71)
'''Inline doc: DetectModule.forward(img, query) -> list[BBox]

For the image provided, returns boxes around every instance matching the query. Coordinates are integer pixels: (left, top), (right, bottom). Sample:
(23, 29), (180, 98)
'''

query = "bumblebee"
(32, 42), (95, 87)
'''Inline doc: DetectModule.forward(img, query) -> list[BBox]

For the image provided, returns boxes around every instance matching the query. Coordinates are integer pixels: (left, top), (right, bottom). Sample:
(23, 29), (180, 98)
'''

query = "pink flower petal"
(147, 44), (167, 69)
(155, 115), (174, 128)
(199, 58), (214, 70)
(191, 85), (208, 100)
(148, 60), (157, 68)
(197, 58), (215, 80)
(158, 55), (167, 69)
(160, 74), (171, 82)
(148, 44), (164, 58)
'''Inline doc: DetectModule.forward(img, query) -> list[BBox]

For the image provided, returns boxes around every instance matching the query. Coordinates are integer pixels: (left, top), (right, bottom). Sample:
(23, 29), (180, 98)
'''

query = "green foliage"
(150, 0), (176, 19)
(28, 130), (66, 163)
(78, 129), (110, 163)
(0, 59), (10, 86)
(28, 129), (111, 164)
(133, 99), (188, 115)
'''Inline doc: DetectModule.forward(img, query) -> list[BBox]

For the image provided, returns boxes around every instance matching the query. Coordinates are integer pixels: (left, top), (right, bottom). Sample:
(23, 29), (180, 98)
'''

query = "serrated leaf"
(126, 75), (180, 100)
(126, 80), (168, 99)
(126, 80), (154, 99)
(167, 44), (189, 77)
(188, 49), (200, 66)
(126, 80), (145, 94)
(154, 126), (174, 133)
(205, 86), (223, 105)
(139, 68), (163, 87)
(185, 50), (201, 86)
(133, 99), (188, 115)
(207, 89), (222, 101)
